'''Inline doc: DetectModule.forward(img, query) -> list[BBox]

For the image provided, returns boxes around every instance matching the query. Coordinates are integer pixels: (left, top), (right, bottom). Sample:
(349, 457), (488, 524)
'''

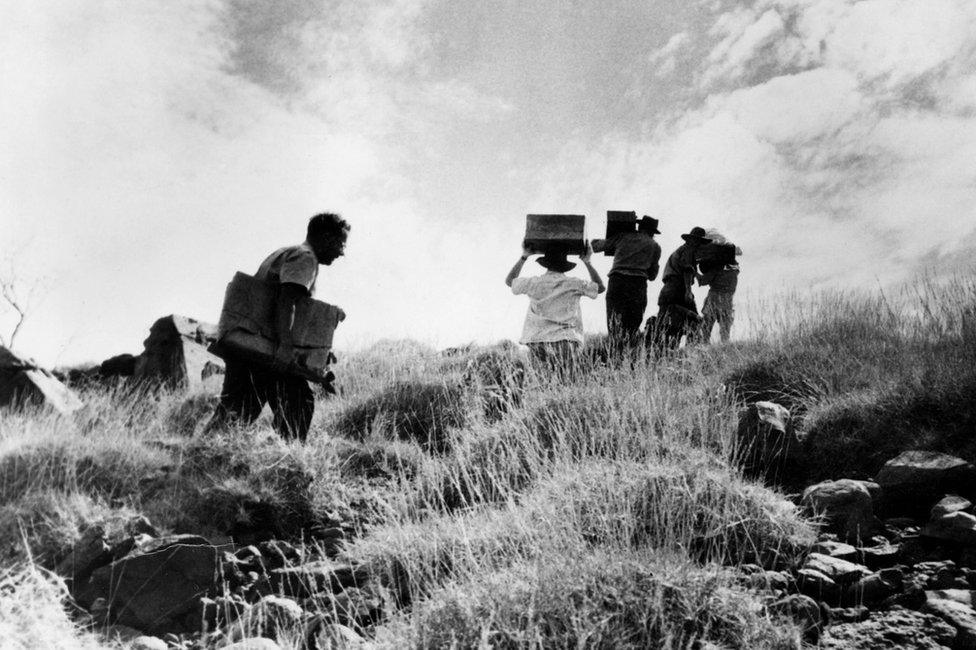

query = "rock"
(802, 479), (883, 542)
(744, 570), (792, 593)
(307, 622), (367, 649)
(0, 346), (84, 414)
(923, 597), (976, 649)
(102, 625), (145, 643)
(932, 495), (973, 519)
(768, 594), (824, 642)
(100, 353), (138, 377)
(843, 569), (901, 606)
(924, 511), (976, 546)
(234, 595), (304, 640)
(812, 540), (859, 562)
(797, 568), (839, 601)
(75, 540), (221, 634)
(820, 609), (957, 649)
(257, 539), (302, 570)
(269, 561), (367, 600)
(858, 540), (901, 570)
(876, 451), (976, 518)
(131, 637), (168, 650)
(55, 525), (112, 587)
(928, 590), (976, 608)
(803, 553), (872, 586)
(133, 315), (224, 391)
(828, 606), (870, 623)
(917, 561), (961, 590)
(735, 401), (803, 484)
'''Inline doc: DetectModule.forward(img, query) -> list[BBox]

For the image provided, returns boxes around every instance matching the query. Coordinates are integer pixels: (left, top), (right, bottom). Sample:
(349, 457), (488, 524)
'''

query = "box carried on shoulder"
(604, 210), (637, 256)
(209, 272), (341, 381)
(523, 214), (587, 256)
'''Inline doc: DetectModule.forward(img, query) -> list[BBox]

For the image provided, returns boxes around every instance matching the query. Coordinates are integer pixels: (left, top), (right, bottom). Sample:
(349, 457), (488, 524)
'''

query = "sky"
(2, 0), (975, 366)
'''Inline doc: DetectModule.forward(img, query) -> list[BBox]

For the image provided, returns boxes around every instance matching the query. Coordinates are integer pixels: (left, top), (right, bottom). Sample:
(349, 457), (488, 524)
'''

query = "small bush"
(373, 551), (801, 650)
(331, 380), (469, 453)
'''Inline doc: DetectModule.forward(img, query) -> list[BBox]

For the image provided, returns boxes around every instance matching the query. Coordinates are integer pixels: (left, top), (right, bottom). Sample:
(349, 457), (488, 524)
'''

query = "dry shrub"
(331, 380), (469, 453)
(374, 551), (801, 650)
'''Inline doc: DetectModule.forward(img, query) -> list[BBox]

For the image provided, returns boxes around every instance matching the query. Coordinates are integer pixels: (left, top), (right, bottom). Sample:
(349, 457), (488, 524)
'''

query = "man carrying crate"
(206, 213), (349, 442)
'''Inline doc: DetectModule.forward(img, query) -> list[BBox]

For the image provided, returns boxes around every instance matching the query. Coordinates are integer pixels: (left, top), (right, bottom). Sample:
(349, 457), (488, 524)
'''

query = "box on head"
(523, 214), (587, 256)
(604, 210), (637, 256)
(209, 272), (342, 382)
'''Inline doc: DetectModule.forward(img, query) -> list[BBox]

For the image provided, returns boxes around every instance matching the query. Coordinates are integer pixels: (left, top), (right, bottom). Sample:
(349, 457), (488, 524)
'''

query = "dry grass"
(0, 276), (974, 648)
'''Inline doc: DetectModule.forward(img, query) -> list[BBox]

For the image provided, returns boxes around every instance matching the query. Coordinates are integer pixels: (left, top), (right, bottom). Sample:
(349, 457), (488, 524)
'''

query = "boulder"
(75, 538), (222, 634)
(55, 525), (112, 587)
(932, 495), (973, 519)
(802, 553), (872, 586)
(735, 401), (803, 484)
(133, 315), (224, 391)
(802, 479), (883, 542)
(812, 540), (859, 562)
(233, 595), (304, 640)
(269, 561), (367, 600)
(858, 540), (901, 570)
(924, 511), (976, 546)
(100, 353), (138, 377)
(0, 346), (83, 414)
(222, 640), (282, 650)
(131, 637), (168, 650)
(820, 609), (957, 649)
(875, 451), (976, 518)
(768, 594), (824, 642)
(923, 597), (976, 650)
(843, 568), (902, 606)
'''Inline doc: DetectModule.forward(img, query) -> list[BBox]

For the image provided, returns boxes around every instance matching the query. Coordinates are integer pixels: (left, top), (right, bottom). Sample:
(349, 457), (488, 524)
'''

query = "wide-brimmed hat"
(680, 226), (711, 242)
(638, 216), (661, 234)
(537, 252), (576, 272)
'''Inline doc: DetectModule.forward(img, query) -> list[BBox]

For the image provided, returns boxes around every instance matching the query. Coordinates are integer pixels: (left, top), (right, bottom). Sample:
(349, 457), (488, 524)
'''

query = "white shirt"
(511, 271), (600, 345)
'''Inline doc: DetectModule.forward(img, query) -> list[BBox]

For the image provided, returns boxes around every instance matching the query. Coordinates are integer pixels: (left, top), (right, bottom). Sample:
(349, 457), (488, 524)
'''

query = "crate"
(209, 272), (341, 379)
(604, 210), (637, 255)
(523, 214), (587, 255)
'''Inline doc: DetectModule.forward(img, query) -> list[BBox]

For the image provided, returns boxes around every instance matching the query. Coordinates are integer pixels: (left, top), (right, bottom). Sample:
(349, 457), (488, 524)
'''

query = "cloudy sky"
(2, 0), (974, 366)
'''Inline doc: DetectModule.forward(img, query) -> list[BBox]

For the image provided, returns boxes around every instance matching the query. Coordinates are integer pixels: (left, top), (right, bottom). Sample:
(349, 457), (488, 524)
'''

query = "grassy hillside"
(1, 278), (974, 649)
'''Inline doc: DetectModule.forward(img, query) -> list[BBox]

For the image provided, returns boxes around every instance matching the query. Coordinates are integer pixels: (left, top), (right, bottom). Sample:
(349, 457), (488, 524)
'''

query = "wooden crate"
(604, 210), (637, 255)
(523, 214), (587, 255)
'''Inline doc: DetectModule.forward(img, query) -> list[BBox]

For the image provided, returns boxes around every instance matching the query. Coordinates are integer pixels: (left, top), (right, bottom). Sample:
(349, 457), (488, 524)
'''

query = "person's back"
(698, 246), (739, 343)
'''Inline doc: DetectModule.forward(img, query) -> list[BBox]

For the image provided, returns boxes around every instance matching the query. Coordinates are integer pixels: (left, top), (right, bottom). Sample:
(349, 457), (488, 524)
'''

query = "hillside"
(1, 279), (975, 649)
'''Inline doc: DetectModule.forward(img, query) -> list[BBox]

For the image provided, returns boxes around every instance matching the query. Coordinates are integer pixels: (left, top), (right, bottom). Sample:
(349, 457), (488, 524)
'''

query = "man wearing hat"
(505, 243), (605, 367)
(592, 215), (662, 350)
(652, 226), (710, 351)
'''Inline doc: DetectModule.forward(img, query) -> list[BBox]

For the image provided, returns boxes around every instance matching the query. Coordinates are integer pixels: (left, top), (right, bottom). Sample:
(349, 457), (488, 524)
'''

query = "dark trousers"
(606, 274), (648, 349)
(651, 290), (700, 352)
(207, 360), (314, 442)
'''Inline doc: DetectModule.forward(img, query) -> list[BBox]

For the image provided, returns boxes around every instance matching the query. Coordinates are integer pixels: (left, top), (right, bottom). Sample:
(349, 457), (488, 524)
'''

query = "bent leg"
(206, 361), (265, 432)
(268, 374), (315, 443)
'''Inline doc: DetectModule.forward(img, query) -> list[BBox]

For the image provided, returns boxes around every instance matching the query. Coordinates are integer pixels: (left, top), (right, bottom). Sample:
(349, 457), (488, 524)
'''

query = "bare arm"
(505, 246), (532, 287)
(581, 243), (605, 294)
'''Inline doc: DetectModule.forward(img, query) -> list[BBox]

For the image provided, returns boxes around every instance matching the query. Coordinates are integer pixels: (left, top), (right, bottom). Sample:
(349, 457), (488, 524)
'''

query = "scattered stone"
(131, 637), (168, 650)
(55, 525), (112, 586)
(257, 539), (302, 570)
(222, 640), (282, 650)
(820, 609), (957, 649)
(735, 401), (803, 484)
(858, 540), (901, 570)
(269, 561), (366, 600)
(75, 539), (221, 634)
(234, 595), (304, 640)
(745, 570), (792, 593)
(803, 479), (883, 542)
(0, 346), (84, 414)
(797, 568), (839, 601)
(803, 553), (872, 586)
(828, 606), (870, 623)
(812, 540), (859, 562)
(932, 495), (973, 519)
(876, 451), (976, 518)
(133, 315), (223, 391)
(923, 597), (976, 649)
(924, 511), (976, 546)
(768, 594), (824, 642)
(843, 569), (901, 606)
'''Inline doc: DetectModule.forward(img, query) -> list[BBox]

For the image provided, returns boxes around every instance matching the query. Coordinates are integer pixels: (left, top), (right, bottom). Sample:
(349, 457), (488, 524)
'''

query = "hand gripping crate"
(209, 272), (342, 382)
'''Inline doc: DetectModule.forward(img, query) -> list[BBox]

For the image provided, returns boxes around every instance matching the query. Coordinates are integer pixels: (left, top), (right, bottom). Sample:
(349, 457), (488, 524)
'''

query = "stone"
(308, 622), (367, 649)
(269, 562), (367, 600)
(924, 511), (976, 546)
(745, 570), (792, 593)
(932, 495), (973, 519)
(797, 568), (839, 601)
(100, 353), (138, 377)
(131, 637), (168, 650)
(768, 594), (824, 642)
(0, 346), (84, 414)
(803, 479), (883, 542)
(803, 553), (872, 586)
(828, 606), (870, 623)
(257, 539), (302, 570)
(76, 540), (221, 634)
(821, 609), (957, 649)
(843, 570), (901, 606)
(56, 525), (112, 587)
(132, 315), (224, 391)
(876, 451), (976, 518)
(858, 540), (901, 570)
(923, 597), (976, 649)
(235, 595), (304, 640)
(734, 401), (803, 484)
(812, 540), (859, 562)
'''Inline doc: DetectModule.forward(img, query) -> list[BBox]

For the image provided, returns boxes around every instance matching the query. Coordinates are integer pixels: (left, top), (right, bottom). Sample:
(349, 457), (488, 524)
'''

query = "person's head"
(638, 216), (661, 236)
(306, 213), (350, 265)
(680, 226), (710, 248)
(537, 251), (576, 273)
